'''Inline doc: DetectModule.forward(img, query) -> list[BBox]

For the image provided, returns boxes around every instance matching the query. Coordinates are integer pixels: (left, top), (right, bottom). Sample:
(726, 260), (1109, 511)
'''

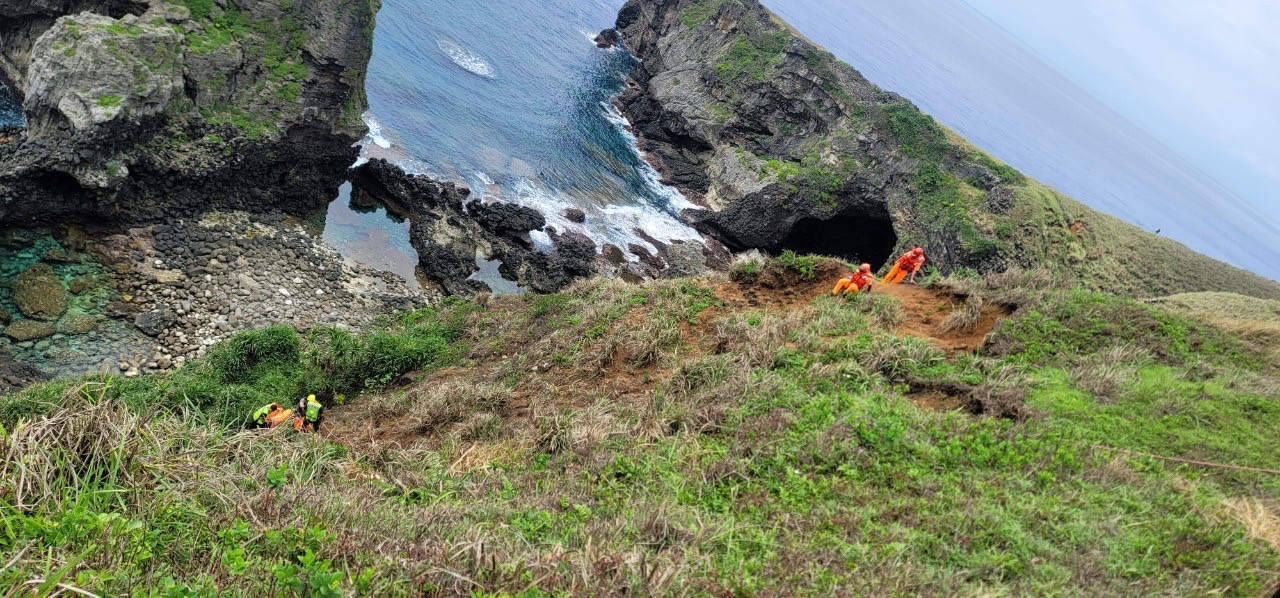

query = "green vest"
(304, 399), (322, 422)
(253, 404), (274, 424)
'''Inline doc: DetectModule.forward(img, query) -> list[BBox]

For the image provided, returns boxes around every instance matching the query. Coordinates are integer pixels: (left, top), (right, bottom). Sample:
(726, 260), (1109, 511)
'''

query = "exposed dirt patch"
(878, 282), (1012, 356)
(904, 376), (1032, 421)
(323, 265), (1013, 452)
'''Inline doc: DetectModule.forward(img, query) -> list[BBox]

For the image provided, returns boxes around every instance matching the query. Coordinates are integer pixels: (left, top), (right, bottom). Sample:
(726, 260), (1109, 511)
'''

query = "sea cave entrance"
(775, 211), (897, 270)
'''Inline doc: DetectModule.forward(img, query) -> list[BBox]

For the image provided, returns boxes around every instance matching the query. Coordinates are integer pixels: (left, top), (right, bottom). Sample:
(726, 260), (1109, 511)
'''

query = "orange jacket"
(896, 252), (926, 272)
(849, 270), (874, 290)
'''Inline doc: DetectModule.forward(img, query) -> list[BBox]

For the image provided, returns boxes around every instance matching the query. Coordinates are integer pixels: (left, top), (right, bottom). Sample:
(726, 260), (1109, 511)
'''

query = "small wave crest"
(437, 39), (496, 78)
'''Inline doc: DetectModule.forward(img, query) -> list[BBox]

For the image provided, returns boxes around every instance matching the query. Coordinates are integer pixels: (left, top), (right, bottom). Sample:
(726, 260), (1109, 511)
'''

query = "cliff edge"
(0, 0), (379, 223)
(616, 0), (1280, 300)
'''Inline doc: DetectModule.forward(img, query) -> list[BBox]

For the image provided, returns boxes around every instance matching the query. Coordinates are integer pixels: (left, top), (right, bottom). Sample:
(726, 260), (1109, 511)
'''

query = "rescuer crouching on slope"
(294, 394), (324, 433)
(252, 403), (284, 429)
(832, 263), (876, 296)
(883, 245), (927, 285)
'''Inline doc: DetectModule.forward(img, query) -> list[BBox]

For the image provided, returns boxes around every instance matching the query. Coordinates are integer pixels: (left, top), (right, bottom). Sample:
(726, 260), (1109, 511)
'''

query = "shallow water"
(0, 231), (160, 377)
(321, 183), (421, 285)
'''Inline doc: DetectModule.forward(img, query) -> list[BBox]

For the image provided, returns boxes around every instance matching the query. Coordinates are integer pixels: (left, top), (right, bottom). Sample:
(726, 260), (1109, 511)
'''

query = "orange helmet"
(859, 263), (872, 272)
(912, 247), (924, 256)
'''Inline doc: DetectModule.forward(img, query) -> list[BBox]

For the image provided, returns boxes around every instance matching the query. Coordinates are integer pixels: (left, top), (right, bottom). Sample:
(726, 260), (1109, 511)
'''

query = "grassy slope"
(668, 0), (1280, 301)
(1, 256), (1277, 595)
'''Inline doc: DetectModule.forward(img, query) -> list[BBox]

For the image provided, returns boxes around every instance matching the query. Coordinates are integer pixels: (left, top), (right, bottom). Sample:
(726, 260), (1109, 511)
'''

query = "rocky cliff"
(0, 0), (378, 223)
(350, 159), (598, 295)
(617, 0), (1280, 300)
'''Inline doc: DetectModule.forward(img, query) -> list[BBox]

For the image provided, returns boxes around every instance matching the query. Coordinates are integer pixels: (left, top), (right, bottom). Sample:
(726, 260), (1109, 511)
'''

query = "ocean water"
(0, 79), (21, 127)
(358, 0), (702, 259)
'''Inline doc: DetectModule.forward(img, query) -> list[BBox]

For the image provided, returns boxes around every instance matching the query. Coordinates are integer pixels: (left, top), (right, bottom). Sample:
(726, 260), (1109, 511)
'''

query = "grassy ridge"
(1, 257), (1277, 595)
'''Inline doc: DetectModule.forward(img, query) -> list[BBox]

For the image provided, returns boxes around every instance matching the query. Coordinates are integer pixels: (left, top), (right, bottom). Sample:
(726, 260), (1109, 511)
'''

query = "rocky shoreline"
(0, 211), (433, 386)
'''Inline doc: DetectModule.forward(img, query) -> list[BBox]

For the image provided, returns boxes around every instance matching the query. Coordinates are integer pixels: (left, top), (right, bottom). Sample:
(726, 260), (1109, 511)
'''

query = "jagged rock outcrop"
(0, 0), (379, 223)
(350, 159), (597, 295)
(615, 0), (1280, 300)
(617, 0), (1012, 273)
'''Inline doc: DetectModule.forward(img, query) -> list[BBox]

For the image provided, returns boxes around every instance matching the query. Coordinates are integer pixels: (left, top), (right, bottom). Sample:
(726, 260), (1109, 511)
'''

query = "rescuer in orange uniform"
(832, 263), (876, 296)
(882, 246), (926, 284)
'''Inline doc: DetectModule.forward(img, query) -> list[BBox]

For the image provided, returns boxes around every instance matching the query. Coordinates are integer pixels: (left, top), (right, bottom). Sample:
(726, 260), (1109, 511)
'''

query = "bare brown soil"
(323, 269), (1008, 452)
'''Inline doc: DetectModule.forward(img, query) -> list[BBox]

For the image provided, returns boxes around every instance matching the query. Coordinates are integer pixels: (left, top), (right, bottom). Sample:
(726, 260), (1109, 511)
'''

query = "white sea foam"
(508, 175), (701, 260)
(437, 39), (496, 78)
(363, 112), (392, 149)
(600, 100), (700, 215)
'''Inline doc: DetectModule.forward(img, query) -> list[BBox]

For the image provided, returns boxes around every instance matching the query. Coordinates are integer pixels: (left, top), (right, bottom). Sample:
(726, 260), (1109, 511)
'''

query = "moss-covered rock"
(11, 264), (68, 321)
(55, 311), (99, 335)
(5, 319), (56, 341)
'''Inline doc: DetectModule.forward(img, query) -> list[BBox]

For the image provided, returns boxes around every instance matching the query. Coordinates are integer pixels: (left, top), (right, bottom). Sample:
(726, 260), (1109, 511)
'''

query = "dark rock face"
(0, 0), (379, 225)
(134, 307), (174, 337)
(0, 353), (49, 393)
(349, 159), (597, 295)
(615, 0), (1021, 273)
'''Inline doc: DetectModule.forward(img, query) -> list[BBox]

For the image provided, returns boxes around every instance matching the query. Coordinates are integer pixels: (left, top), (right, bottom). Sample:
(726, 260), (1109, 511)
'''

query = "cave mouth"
(775, 212), (897, 270)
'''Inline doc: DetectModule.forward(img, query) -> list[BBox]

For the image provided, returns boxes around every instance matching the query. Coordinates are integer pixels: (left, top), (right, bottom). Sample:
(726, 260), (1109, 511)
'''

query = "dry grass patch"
(1222, 497), (1280, 553)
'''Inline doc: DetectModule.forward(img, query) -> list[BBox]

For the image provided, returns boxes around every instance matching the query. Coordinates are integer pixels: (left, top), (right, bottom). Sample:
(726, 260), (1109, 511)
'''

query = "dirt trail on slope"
(877, 281), (1010, 356)
(322, 269), (1008, 452)
(723, 261), (1007, 355)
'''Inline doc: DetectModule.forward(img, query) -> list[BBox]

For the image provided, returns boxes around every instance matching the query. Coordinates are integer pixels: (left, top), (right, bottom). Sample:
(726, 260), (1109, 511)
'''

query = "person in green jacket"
(295, 394), (323, 432)
(252, 402), (283, 428)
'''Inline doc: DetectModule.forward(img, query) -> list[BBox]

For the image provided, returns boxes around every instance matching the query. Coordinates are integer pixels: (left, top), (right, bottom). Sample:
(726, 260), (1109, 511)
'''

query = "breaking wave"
(437, 39), (496, 78)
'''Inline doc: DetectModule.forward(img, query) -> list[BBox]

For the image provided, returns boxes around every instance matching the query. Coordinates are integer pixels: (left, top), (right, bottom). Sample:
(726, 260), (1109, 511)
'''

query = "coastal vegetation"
(2, 255), (1276, 595)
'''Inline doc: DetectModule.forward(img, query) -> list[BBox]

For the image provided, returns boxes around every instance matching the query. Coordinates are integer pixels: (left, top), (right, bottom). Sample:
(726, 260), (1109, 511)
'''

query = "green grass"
(1, 266), (1277, 594)
(716, 30), (788, 81)
(96, 95), (122, 108)
(879, 101), (948, 161)
(912, 163), (1003, 259)
(680, 0), (727, 27)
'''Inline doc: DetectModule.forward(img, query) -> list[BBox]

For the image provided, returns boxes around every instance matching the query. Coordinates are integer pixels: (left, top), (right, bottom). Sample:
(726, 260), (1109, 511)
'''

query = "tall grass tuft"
(940, 294), (985, 334)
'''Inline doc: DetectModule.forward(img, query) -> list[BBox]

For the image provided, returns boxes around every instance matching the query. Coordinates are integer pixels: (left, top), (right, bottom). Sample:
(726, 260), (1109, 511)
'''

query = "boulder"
(0, 354), (50, 393)
(5, 320), (56, 341)
(134, 308), (174, 337)
(663, 241), (712, 278)
(56, 312), (99, 335)
(594, 28), (621, 49)
(12, 264), (68, 320)
(564, 207), (587, 223)
(68, 275), (94, 295)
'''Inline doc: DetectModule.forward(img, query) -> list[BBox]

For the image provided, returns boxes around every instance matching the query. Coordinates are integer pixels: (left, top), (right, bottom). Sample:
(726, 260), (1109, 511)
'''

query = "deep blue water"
(359, 0), (701, 256)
